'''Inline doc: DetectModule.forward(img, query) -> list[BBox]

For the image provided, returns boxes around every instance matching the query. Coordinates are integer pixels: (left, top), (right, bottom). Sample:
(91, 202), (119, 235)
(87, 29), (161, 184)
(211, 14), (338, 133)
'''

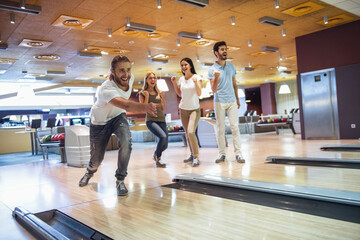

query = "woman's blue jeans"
(146, 121), (168, 159)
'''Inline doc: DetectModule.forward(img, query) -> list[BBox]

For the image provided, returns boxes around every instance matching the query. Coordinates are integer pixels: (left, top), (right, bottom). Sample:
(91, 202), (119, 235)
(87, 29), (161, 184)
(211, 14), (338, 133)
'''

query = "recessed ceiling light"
(52, 15), (93, 29)
(33, 55), (60, 61)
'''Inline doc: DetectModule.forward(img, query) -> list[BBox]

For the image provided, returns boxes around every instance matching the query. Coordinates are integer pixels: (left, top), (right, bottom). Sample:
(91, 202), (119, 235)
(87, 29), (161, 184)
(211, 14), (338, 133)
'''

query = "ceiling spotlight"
(197, 30), (201, 39)
(84, 43), (88, 51)
(176, 39), (180, 47)
(108, 28), (112, 37)
(282, 29), (286, 37)
(196, 56), (200, 62)
(324, 16), (328, 24)
(279, 54), (283, 61)
(248, 62), (252, 67)
(147, 50), (151, 58)
(126, 17), (130, 27)
(248, 40), (252, 47)
(275, 0), (279, 9)
(20, 0), (26, 9)
(10, 13), (15, 24)
(231, 16), (235, 25)
(157, 0), (161, 9)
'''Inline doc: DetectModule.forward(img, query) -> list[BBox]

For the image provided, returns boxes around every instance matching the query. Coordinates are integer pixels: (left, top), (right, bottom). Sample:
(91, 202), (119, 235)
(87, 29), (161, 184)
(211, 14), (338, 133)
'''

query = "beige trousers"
(180, 108), (201, 157)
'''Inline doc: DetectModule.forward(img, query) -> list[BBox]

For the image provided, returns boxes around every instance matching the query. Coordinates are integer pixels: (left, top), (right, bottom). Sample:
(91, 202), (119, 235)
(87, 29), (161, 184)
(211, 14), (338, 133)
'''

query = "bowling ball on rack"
(45, 135), (52, 142)
(258, 119), (263, 124)
(58, 133), (65, 141)
(281, 117), (288, 122)
(179, 126), (184, 131)
(42, 136), (47, 143)
(273, 118), (279, 123)
(267, 119), (273, 123)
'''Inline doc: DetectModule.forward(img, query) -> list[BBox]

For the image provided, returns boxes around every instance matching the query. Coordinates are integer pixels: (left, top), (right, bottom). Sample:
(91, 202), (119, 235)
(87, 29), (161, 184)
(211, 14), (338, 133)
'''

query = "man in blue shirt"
(208, 41), (245, 163)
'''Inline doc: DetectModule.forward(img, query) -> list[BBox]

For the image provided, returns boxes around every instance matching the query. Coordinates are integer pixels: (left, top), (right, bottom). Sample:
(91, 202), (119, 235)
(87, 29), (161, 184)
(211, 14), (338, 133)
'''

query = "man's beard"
(114, 73), (129, 88)
(219, 53), (227, 60)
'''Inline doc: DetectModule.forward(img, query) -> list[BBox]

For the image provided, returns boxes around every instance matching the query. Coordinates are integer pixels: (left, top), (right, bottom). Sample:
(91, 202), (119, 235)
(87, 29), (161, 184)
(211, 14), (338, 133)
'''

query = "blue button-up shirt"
(208, 61), (237, 103)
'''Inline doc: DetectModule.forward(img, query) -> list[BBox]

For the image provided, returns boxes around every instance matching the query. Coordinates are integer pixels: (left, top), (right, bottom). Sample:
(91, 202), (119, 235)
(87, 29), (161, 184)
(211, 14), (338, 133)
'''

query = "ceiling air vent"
(46, 70), (66, 75)
(126, 22), (156, 33)
(201, 63), (213, 68)
(149, 58), (168, 64)
(78, 52), (102, 58)
(35, 77), (53, 81)
(241, 67), (255, 71)
(259, 16), (283, 26)
(178, 31), (202, 40)
(174, 0), (209, 8)
(0, 0), (41, 15)
(0, 43), (8, 50)
(261, 46), (279, 52)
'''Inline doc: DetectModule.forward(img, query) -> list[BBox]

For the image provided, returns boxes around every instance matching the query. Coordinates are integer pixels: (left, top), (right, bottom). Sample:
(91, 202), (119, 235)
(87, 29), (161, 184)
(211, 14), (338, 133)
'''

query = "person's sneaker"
(192, 158), (200, 167)
(183, 155), (194, 163)
(153, 153), (157, 161)
(155, 158), (166, 168)
(215, 155), (226, 163)
(79, 172), (93, 187)
(116, 181), (128, 196)
(236, 154), (245, 163)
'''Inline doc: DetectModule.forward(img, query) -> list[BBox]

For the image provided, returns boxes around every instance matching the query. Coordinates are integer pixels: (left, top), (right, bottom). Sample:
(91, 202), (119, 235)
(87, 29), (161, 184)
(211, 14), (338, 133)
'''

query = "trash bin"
(65, 125), (90, 167)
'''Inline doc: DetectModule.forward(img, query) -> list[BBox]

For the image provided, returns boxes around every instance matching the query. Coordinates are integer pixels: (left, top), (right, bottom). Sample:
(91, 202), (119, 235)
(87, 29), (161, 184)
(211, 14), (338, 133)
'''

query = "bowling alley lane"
(59, 186), (360, 240)
(0, 134), (359, 239)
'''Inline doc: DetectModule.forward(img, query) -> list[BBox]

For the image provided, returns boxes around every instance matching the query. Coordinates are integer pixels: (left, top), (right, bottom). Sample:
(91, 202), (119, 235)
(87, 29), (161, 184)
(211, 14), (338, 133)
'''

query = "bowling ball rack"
(168, 173), (360, 224)
(12, 207), (113, 240)
(266, 156), (360, 169)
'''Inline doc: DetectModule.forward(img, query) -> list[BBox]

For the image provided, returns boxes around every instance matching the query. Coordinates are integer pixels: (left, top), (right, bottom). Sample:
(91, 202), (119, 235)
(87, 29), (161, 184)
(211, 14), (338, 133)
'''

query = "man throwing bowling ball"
(78, 55), (157, 196)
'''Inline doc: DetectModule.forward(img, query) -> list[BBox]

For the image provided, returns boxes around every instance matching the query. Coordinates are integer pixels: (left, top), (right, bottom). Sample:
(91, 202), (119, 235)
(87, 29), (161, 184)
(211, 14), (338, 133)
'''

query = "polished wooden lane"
(0, 133), (359, 239)
(60, 187), (360, 240)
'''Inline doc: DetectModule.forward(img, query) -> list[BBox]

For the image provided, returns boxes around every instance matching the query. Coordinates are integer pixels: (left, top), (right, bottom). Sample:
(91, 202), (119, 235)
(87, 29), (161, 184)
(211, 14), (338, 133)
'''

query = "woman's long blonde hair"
(142, 72), (160, 95)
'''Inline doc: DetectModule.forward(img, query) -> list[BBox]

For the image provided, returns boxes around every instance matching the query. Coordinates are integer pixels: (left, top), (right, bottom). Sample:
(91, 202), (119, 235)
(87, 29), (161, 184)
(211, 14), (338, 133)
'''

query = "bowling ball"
(273, 118), (279, 123)
(267, 119), (273, 123)
(179, 126), (184, 131)
(42, 136), (47, 143)
(169, 126), (173, 132)
(45, 135), (52, 142)
(281, 117), (287, 122)
(210, 113), (215, 117)
(51, 134), (57, 141)
(174, 126), (180, 132)
(258, 120), (263, 124)
(58, 133), (65, 141)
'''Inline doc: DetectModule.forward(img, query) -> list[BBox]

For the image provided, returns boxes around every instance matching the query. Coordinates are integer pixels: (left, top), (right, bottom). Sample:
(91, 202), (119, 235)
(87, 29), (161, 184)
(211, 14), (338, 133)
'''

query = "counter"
(0, 128), (32, 154)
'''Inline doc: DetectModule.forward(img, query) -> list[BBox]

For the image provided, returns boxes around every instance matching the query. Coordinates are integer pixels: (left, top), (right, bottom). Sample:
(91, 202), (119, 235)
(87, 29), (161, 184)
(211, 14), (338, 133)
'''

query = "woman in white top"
(171, 57), (202, 167)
